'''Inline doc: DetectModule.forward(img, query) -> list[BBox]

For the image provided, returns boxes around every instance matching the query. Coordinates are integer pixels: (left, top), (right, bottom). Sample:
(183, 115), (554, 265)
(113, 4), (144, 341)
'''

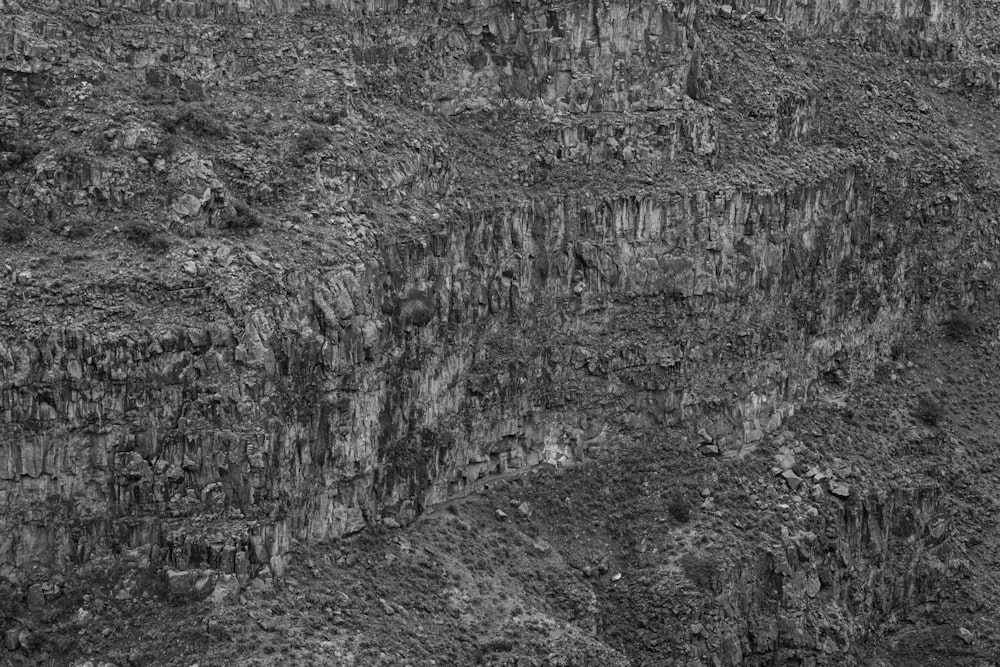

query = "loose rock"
(829, 481), (851, 498)
(782, 469), (803, 490)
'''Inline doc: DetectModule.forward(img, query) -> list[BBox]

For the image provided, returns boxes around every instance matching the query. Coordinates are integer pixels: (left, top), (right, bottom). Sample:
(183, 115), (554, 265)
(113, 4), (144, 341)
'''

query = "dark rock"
(782, 470), (804, 491)
(26, 584), (44, 612)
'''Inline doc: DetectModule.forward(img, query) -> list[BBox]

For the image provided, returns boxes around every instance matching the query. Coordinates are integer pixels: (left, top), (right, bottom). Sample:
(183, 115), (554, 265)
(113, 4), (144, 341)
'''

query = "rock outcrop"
(1, 0), (998, 662)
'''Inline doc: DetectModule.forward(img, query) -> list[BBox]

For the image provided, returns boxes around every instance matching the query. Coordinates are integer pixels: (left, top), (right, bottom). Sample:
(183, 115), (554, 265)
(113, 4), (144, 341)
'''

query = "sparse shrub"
(293, 126), (330, 155)
(680, 552), (721, 592)
(138, 86), (180, 105)
(159, 105), (229, 138)
(142, 134), (182, 164)
(942, 310), (976, 341)
(238, 130), (261, 148)
(400, 291), (435, 327)
(475, 638), (515, 664)
(0, 211), (29, 244)
(667, 493), (691, 523)
(55, 145), (86, 168)
(124, 222), (170, 250)
(1, 223), (28, 244)
(0, 138), (42, 170)
(914, 394), (944, 426)
(91, 131), (113, 153)
(222, 197), (262, 229)
(64, 215), (97, 239)
(159, 134), (182, 158)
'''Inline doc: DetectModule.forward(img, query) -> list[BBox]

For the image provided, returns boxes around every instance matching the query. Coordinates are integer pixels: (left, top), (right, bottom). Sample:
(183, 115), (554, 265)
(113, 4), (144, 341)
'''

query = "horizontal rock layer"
(1, 0), (998, 662)
(1, 160), (992, 582)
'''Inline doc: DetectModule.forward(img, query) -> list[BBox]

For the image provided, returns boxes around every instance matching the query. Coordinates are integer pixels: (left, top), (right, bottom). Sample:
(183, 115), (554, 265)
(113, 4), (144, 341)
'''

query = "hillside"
(3, 0), (1000, 663)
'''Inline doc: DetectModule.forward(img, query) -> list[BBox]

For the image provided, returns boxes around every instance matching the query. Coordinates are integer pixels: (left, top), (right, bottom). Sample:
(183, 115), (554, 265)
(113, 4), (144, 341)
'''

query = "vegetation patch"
(221, 197), (262, 229)
(123, 222), (170, 251)
(667, 492), (691, 523)
(159, 104), (230, 138)
(914, 394), (944, 426)
(942, 310), (976, 341)
(0, 210), (29, 244)
(680, 552), (721, 593)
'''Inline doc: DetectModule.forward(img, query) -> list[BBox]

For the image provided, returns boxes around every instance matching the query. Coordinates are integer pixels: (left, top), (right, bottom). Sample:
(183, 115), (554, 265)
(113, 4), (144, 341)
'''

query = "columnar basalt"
(1, 158), (991, 582)
(605, 485), (950, 665)
(1, 0), (998, 661)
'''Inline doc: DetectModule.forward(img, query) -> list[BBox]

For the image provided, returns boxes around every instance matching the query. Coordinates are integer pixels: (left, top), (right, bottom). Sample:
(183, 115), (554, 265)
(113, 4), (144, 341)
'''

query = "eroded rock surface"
(2, 0), (1000, 662)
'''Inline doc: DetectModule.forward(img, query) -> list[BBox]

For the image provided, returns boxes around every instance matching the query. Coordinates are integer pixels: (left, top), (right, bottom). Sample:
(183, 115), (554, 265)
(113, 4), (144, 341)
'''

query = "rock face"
(616, 485), (951, 665)
(0, 0), (998, 661)
(1, 165), (987, 581)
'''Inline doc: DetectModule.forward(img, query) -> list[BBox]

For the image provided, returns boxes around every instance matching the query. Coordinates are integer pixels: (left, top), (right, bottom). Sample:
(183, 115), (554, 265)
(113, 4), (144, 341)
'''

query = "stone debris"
(26, 583), (44, 612)
(805, 466), (831, 482)
(0, 0), (999, 662)
(829, 482), (851, 498)
(530, 540), (552, 556)
(782, 469), (804, 490)
(215, 244), (233, 265)
(957, 627), (975, 644)
(774, 446), (796, 470)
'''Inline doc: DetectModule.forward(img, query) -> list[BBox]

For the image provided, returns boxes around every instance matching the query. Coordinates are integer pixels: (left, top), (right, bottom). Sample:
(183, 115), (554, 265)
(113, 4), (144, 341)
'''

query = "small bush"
(142, 134), (182, 164)
(680, 552), (721, 592)
(124, 222), (170, 250)
(1, 223), (28, 244)
(159, 134), (182, 158)
(293, 126), (330, 155)
(159, 105), (229, 138)
(0, 211), (29, 244)
(238, 130), (261, 148)
(55, 146), (87, 168)
(64, 215), (97, 239)
(667, 493), (691, 523)
(914, 394), (944, 426)
(942, 310), (976, 341)
(0, 138), (42, 170)
(91, 131), (113, 153)
(222, 197), (262, 229)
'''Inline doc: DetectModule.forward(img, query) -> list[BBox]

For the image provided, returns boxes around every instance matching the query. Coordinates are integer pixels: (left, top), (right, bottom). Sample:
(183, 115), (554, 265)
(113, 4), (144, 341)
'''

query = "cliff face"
(2, 0), (999, 662)
(2, 166), (988, 582)
(602, 483), (951, 665)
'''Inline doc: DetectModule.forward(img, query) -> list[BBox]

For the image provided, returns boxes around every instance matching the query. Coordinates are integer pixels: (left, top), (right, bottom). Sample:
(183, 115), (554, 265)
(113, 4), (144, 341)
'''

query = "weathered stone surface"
(641, 485), (954, 665)
(782, 469), (804, 490)
(829, 481), (852, 498)
(0, 0), (995, 655)
(4, 628), (18, 651)
(25, 583), (44, 611)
